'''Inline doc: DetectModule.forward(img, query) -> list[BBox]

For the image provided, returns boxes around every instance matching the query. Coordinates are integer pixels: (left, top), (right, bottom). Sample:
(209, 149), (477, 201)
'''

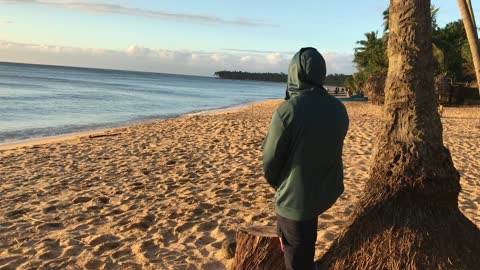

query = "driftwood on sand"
(88, 133), (121, 139)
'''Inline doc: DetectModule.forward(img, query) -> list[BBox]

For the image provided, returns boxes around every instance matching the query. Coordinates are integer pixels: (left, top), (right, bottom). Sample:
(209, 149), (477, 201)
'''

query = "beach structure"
(365, 73), (479, 106)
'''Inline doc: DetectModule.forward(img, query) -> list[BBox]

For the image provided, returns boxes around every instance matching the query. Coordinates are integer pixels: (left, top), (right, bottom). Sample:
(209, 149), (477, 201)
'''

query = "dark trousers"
(277, 215), (318, 270)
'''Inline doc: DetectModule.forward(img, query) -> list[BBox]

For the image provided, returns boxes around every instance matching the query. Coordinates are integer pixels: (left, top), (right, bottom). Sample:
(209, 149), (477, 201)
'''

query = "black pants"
(277, 215), (318, 270)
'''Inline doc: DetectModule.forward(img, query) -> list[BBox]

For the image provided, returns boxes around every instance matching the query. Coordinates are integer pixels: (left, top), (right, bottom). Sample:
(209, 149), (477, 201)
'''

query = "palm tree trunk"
(466, 0), (478, 34)
(317, 0), (480, 269)
(458, 0), (480, 90)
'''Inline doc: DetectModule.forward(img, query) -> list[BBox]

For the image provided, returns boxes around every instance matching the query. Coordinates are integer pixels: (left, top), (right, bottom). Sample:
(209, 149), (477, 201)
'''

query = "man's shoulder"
(273, 100), (296, 126)
(332, 96), (348, 112)
(276, 99), (294, 115)
(320, 94), (348, 114)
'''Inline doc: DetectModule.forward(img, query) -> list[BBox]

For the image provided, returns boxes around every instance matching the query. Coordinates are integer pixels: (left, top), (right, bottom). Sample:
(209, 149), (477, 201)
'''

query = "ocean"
(0, 62), (285, 144)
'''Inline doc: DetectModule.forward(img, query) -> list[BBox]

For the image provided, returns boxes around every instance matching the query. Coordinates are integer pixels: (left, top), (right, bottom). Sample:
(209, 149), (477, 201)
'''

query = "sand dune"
(0, 100), (478, 269)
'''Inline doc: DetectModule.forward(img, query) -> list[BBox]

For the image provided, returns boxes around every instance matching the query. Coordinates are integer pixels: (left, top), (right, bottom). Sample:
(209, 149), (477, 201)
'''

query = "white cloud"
(210, 53), (223, 62)
(0, 0), (274, 27)
(0, 40), (355, 76)
(126, 45), (152, 57)
(223, 48), (295, 54)
(265, 52), (282, 65)
(240, 55), (253, 63)
(236, 53), (288, 70)
(322, 52), (357, 75)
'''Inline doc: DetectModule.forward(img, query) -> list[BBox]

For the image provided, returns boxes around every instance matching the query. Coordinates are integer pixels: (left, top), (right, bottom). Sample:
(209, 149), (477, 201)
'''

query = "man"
(263, 47), (349, 269)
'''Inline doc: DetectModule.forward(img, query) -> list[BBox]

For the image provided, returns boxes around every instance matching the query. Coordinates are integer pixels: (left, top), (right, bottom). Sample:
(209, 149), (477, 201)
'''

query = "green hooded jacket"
(263, 47), (349, 221)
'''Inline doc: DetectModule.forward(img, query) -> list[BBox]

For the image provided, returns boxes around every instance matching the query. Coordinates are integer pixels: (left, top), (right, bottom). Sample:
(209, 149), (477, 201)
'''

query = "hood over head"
(285, 47), (327, 100)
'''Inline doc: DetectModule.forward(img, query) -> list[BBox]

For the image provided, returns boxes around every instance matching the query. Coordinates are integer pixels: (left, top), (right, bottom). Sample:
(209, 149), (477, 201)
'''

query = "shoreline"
(0, 99), (274, 151)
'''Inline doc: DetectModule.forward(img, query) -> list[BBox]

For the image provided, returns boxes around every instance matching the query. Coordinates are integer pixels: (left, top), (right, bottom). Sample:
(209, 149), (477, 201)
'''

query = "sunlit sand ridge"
(0, 100), (478, 269)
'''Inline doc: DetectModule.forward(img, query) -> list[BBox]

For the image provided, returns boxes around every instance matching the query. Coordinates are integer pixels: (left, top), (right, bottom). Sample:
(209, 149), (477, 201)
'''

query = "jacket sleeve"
(262, 110), (289, 189)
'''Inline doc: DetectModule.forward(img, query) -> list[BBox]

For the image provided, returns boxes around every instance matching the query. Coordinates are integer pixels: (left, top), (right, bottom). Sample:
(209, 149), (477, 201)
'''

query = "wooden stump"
(230, 226), (286, 270)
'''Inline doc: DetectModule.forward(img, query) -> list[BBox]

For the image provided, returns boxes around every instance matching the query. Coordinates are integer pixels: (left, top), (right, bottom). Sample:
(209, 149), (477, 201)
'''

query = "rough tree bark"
(317, 0), (480, 269)
(458, 0), (480, 91)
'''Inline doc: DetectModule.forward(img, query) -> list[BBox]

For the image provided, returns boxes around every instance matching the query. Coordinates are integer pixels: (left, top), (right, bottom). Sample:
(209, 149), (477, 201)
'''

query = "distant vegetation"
(324, 74), (353, 87)
(214, 71), (287, 82)
(347, 5), (477, 90)
(216, 7), (477, 90)
(214, 71), (352, 86)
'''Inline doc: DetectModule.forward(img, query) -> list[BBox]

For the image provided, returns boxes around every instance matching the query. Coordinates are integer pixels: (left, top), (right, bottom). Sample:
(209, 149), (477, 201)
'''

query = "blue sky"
(0, 0), (475, 76)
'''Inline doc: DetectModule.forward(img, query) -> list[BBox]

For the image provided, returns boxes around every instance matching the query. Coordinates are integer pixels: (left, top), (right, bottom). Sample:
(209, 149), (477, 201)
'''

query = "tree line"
(216, 6), (479, 92)
(213, 71), (287, 82)
(214, 71), (353, 86)
(347, 5), (479, 90)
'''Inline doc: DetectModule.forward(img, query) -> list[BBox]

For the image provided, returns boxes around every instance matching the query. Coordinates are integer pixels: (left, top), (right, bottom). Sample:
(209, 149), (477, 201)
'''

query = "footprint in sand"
(128, 214), (155, 231)
(5, 208), (28, 219)
(72, 196), (92, 204)
(198, 202), (214, 210)
(141, 168), (151, 175)
(132, 240), (159, 263)
(0, 255), (26, 269)
(93, 241), (123, 256)
(87, 234), (120, 246)
(343, 207), (353, 216)
(236, 183), (247, 189)
(174, 222), (196, 234)
(109, 209), (124, 215)
(130, 182), (145, 191)
(111, 248), (132, 260)
(242, 201), (252, 207)
(321, 230), (338, 242)
(62, 245), (83, 257)
(319, 213), (334, 221)
(38, 250), (61, 260)
(83, 258), (105, 269)
(228, 196), (241, 203)
(42, 205), (58, 214)
(226, 209), (240, 216)
(96, 196), (110, 204)
(197, 221), (218, 232)
(208, 205), (225, 214)
(36, 239), (62, 260)
(165, 160), (176, 166)
(194, 235), (216, 246)
(36, 222), (63, 231)
(251, 213), (269, 222)
(190, 207), (205, 215)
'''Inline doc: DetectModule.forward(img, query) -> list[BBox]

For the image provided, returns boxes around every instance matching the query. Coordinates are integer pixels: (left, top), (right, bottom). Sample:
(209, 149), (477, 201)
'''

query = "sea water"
(0, 62), (285, 144)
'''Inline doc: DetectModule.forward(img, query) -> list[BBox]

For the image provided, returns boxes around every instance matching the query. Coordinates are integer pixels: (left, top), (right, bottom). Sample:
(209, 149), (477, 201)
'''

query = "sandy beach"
(0, 100), (479, 270)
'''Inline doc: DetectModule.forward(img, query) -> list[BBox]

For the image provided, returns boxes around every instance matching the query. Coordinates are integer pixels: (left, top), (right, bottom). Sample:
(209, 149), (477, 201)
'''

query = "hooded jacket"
(263, 47), (349, 221)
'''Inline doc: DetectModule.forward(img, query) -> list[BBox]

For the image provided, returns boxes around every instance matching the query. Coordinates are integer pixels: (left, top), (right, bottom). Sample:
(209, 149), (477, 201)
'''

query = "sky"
(0, 0), (476, 76)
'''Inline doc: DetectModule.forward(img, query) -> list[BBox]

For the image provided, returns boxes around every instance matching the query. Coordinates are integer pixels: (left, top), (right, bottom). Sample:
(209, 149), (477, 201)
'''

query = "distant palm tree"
(355, 31), (381, 50)
(458, 0), (480, 90)
(354, 31), (388, 75)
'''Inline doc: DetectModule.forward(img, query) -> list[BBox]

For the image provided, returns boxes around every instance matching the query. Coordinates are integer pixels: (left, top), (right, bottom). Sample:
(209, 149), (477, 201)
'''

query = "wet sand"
(1, 100), (478, 269)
